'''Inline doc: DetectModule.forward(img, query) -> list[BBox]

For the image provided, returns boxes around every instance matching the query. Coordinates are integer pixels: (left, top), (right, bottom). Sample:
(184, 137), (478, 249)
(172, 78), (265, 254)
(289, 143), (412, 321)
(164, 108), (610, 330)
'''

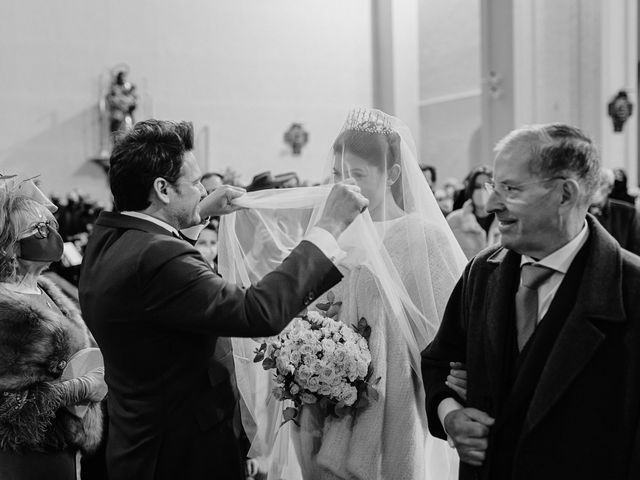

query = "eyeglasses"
(484, 177), (565, 200)
(25, 221), (54, 239)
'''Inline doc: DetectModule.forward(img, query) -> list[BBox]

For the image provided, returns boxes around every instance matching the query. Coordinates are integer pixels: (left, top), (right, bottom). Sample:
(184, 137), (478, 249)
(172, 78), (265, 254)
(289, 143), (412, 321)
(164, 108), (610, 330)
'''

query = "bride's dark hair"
(332, 129), (404, 207)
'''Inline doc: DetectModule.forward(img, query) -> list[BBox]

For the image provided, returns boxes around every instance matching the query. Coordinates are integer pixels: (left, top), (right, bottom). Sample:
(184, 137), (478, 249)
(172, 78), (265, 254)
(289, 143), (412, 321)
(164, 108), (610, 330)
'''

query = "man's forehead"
(180, 151), (201, 178)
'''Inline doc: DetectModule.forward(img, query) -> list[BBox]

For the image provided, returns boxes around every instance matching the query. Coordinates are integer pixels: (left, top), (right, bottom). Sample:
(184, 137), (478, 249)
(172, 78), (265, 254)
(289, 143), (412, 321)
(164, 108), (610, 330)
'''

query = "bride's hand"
(446, 362), (467, 401)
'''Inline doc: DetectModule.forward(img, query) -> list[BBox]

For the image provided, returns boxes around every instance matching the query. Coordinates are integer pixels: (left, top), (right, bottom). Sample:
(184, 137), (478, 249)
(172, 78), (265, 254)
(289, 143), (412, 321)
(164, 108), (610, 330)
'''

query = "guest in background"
(435, 176), (460, 217)
(610, 167), (637, 206)
(195, 223), (218, 272)
(446, 166), (500, 259)
(420, 164), (437, 193)
(0, 191), (106, 480)
(201, 172), (225, 195)
(589, 167), (640, 255)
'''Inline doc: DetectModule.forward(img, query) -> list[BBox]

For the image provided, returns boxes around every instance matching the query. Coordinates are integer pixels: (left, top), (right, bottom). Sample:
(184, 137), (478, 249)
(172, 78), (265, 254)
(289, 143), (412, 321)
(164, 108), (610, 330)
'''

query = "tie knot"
(520, 264), (555, 289)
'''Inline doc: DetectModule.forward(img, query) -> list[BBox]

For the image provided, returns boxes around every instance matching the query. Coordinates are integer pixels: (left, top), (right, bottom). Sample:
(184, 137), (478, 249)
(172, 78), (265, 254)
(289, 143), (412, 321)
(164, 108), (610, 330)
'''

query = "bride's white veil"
(218, 108), (466, 479)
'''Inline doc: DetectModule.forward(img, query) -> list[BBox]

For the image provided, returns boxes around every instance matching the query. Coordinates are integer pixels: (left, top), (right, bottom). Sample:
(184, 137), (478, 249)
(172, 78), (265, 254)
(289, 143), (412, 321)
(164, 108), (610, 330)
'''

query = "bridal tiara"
(344, 108), (394, 135)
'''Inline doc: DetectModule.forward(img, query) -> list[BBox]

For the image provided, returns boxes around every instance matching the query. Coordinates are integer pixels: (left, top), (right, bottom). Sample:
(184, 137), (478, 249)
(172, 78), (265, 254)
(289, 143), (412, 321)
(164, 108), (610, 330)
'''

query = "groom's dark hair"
(109, 120), (194, 211)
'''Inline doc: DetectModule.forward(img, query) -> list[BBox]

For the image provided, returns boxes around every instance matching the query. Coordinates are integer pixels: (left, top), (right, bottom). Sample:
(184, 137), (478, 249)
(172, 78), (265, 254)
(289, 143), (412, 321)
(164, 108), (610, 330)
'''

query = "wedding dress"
(218, 108), (467, 479)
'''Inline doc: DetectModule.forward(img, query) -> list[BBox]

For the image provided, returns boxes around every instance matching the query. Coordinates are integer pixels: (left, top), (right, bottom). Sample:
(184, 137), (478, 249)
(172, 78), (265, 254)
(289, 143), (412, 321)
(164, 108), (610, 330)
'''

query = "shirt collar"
(121, 211), (180, 236)
(521, 221), (589, 274)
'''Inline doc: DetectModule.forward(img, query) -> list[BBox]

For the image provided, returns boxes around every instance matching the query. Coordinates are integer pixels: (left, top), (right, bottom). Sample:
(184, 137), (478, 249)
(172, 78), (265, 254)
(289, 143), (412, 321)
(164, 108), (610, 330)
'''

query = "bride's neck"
(370, 192), (404, 222)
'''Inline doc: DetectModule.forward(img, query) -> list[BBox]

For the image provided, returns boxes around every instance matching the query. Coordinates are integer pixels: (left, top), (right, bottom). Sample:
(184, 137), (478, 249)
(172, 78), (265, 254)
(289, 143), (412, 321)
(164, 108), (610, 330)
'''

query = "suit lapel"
(523, 216), (627, 434)
(483, 248), (521, 413)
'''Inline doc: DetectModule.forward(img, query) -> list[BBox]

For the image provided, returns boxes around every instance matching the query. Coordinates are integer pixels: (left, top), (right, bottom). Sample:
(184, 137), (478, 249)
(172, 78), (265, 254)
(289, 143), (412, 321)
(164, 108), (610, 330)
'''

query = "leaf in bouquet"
(334, 401), (351, 418)
(367, 384), (380, 402)
(363, 325), (372, 340)
(355, 395), (370, 410)
(315, 302), (331, 312)
(280, 406), (299, 427)
(327, 291), (335, 303)
(253, 343), (267, 363)
(357, 317), (368, 330)
(262, 357), (276, 370)
(326, 304), (341, 318)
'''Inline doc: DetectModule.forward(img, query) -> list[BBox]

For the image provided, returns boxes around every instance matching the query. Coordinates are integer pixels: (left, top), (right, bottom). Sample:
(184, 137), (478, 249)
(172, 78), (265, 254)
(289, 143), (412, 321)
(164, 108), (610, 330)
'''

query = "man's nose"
(486, 189), (503, 214)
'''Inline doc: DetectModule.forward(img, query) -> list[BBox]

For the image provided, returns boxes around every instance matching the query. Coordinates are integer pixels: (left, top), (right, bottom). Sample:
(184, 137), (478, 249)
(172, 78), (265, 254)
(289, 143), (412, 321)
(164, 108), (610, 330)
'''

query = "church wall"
(0, 0), (372, 202)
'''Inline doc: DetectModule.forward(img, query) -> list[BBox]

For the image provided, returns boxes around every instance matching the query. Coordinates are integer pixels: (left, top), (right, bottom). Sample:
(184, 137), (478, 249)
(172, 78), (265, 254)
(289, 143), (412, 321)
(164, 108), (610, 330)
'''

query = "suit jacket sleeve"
(421, 261), (470, 439)
(627, 209), (640, 256)
(138, 238), (342, 337)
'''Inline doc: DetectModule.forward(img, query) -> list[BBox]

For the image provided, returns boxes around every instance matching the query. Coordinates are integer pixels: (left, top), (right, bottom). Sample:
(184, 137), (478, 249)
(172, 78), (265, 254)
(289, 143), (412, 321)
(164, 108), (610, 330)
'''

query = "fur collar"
(0, 277), (91, 391)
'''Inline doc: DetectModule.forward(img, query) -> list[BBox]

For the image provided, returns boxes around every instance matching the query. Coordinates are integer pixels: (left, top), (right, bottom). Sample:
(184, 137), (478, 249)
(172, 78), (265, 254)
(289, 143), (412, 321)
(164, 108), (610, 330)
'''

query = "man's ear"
(559, 178), (581, 209)
(152, 178), (172, 205)
(387, 164), (402, 186)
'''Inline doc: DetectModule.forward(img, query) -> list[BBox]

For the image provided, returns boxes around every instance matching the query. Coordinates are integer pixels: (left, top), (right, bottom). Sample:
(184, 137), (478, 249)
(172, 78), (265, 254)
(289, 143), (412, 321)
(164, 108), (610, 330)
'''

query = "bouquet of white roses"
(253, 292), (380, 425)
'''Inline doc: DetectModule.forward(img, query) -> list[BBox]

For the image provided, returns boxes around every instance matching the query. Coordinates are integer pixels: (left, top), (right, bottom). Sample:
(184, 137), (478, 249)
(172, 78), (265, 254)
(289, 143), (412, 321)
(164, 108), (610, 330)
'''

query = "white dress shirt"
(520, 222), (589, 321)
(120, 211), (345, 265)
(437, 222), (590, 443)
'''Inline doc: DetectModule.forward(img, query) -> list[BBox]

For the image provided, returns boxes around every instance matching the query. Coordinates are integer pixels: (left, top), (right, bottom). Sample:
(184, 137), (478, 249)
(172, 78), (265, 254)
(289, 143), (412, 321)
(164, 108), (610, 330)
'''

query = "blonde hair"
(0, 193), (58, 281)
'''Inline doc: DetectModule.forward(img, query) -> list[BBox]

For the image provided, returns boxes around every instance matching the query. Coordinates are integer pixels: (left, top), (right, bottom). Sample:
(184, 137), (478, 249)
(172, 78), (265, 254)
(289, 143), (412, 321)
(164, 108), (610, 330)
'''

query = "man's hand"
(446, 361), (468, 401)
(199, 185), (246, 218)
(315, 179), (369, 239)
(444, 408), (495, 467)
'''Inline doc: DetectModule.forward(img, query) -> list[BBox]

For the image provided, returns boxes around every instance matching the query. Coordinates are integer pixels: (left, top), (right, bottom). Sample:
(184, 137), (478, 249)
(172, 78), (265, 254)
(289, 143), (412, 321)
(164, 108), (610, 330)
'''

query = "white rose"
(290, 350), (302, 365)
(290, 383), (300, 395)
(321, 338), (336, 354)
(307, 376), (320, 392)
(307, 310), (323, 321)
(301, 392), (318, 404)
(300, 344), (314, 356)
(276, 356), (289, 373)
(342, 386), (358, 406)
(319, 384), (332, 396)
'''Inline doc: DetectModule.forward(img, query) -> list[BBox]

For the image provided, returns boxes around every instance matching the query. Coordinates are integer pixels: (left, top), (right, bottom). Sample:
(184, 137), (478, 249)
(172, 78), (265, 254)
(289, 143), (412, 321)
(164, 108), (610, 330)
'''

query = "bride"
(218, 108), (467, 479)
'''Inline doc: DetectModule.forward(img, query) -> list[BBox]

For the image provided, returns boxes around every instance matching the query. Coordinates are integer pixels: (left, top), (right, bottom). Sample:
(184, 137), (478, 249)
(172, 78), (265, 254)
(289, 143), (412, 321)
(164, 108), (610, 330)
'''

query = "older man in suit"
(78, 120), (368, 480)
(422, 124), (640, 479)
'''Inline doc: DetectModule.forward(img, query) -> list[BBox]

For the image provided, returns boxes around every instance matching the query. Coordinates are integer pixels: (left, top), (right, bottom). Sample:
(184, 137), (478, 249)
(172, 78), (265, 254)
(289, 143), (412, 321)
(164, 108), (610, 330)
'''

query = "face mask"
(472, 188), (490, 208)
(19, 229), (64, 262)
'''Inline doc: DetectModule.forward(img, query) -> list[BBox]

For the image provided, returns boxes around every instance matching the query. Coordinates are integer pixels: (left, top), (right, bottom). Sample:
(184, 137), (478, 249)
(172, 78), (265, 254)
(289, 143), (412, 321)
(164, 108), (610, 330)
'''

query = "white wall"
(0, 0), (372, 202)
(418, 0), (482, 183)
(513, 0), (637, 183)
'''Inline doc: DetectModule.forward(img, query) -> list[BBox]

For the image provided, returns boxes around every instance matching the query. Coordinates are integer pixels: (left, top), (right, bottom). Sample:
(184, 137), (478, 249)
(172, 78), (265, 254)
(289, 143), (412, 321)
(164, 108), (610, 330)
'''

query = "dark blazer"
(422, 215), (640, 480)
(592, 198), (640, 255)
(78, 212), (342, 480)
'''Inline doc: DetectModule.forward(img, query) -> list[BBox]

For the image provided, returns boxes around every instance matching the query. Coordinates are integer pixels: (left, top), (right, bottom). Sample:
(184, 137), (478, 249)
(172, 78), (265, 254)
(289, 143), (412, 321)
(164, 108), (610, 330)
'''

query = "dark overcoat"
(79, 212), (341, 480)
(422, 215), (640, 480)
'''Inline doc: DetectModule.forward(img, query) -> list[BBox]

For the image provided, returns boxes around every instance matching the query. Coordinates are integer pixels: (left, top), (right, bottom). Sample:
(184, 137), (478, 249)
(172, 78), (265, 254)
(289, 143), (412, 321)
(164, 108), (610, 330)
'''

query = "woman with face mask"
(446, 166), (501, 259)
(0, 187), (106, 480)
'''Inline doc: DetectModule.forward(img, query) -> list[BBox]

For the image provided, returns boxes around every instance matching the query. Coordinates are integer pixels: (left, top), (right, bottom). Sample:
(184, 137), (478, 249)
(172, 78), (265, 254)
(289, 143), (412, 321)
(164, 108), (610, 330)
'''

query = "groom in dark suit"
(422, 124), (640, 479)
(79, 120), (368, 480)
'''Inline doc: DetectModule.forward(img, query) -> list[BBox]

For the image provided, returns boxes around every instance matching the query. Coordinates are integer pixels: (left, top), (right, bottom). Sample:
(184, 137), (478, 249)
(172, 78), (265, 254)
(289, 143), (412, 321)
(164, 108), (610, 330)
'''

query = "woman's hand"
(78, 366), (108, 403)
(50, 366), (108, 405)
(446, 361), (467, 401)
